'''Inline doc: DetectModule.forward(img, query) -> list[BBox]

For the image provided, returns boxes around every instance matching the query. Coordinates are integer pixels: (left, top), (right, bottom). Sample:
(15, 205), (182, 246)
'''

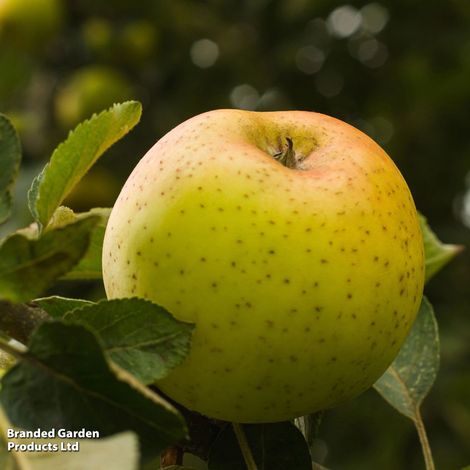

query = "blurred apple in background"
(81, 17), (114, 59)
(120, 20), (158, 64)
(54, 65), (134, 128)
(0, 0), (64, 52)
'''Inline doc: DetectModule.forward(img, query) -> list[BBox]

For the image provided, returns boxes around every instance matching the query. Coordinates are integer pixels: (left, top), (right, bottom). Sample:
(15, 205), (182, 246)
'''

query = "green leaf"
(28, 101), (141, 229)
(420, 214), (463, 282)
(34, 296), (94, 319)
(64, 298), (194, 383)
(0, 322), (187, 462)
(62, 208), (110, 280)
(40, 206), (110, 281)
(0, 114), (21, 225)
(374, 298), (438, 470)
(0, 215), (100, 303)
(43, 205), (77, 230)
(374, 297), (439, 419)
(208, 422), (312, 470)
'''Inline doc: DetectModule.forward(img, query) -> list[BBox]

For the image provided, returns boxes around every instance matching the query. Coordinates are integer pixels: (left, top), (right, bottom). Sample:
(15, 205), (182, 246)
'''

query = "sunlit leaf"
(420, 214), (462, 282)
(28, 101), (141, 229)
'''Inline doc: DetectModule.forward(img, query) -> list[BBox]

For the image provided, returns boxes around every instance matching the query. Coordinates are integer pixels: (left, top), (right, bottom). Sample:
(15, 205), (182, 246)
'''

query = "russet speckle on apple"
(102, 109), (425, 423)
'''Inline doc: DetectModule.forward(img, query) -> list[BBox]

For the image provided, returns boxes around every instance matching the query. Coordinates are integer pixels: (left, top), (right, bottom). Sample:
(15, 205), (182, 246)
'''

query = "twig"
(0, 339), (25, 359)
(232, 423), (258, 470)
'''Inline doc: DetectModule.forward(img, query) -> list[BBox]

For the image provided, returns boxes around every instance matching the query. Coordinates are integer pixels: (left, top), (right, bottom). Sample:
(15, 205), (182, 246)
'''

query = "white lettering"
(6, 428), (55, 439)
(59, 441), (80, 452)
(7, 442), (61, 452)
(57, 428), (99, 439)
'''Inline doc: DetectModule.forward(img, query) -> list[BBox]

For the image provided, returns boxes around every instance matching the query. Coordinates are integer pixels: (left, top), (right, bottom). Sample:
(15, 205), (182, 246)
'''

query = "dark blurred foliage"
(1, 0), (469, 468)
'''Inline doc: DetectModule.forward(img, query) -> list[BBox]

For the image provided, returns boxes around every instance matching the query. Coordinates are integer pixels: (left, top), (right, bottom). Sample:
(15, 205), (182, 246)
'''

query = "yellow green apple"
(120, 20), (158, 63)
(54, 66), (133, 128)
(102, 109), (425, 423)
(0, 0), (63, 52)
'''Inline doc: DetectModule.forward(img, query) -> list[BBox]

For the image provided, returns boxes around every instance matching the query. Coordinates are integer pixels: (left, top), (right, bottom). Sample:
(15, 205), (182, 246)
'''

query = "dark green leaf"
(420, 214), (463, 282)
(0, 322), (186, 462)
(0, 215), (99, 303)
(40, 206), (110, 281)
(62, 208), (110, 280)
(374, 297), (439, 419)
(0, 114), (21, 225)
(64, 298), (194, 383)
(208, 422), (312, 470)
(34, 296), (94, 319)
(28, 101), (141, 229)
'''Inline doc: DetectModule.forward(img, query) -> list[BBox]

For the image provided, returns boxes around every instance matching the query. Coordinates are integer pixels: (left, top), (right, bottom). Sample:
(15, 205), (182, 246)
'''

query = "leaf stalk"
(415, 409), (435, 470)
(232, 423), (258, 470)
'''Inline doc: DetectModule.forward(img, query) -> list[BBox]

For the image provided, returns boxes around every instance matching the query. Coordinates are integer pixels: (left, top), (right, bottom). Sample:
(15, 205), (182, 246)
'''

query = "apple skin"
(102, 109), (425, 423)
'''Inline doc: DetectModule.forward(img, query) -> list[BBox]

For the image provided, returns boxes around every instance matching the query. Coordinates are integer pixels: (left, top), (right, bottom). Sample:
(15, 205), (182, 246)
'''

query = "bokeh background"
(1, 0), (469, 468)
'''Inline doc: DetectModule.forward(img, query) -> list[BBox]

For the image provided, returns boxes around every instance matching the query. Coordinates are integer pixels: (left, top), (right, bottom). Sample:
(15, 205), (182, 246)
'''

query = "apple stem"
(273, 137), (298, 169)
(232, 422), (258, 470)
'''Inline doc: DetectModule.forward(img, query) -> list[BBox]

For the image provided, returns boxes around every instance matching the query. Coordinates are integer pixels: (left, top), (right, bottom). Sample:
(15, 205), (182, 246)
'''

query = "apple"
(81, 18), (113, 58)
(119, 20), (158, 64)
(0, 0), (63, 52)
(102, 109), (425, 423)
(54, 66), (133, 128)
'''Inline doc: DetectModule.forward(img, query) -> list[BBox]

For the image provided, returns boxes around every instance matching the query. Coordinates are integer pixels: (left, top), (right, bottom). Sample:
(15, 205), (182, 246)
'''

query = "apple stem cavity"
(273, 137), (299, 169)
